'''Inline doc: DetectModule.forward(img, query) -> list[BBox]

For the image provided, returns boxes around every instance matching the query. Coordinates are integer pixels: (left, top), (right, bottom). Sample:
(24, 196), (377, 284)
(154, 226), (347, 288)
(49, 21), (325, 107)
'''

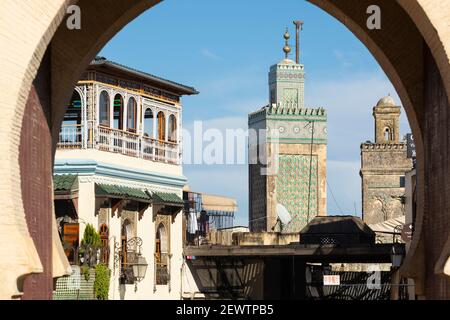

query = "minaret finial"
(293, 20), (304, 64)
(283, 27), (291, 59)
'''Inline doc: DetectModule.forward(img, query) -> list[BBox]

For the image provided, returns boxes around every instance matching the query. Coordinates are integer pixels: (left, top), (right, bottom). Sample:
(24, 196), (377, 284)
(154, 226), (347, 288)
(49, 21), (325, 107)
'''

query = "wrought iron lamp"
(132, 252), (148, 292)
(113, 236), (148, 292)
(391, 243), (403, 268)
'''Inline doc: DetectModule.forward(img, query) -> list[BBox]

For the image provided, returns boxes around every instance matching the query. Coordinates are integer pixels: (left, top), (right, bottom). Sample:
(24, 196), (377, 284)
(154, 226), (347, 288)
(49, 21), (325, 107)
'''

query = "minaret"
(268, 28), (305, 109)
(249, 25), (327, 233)
(360, 95), (413, 225)
(373, 94), (401, 144)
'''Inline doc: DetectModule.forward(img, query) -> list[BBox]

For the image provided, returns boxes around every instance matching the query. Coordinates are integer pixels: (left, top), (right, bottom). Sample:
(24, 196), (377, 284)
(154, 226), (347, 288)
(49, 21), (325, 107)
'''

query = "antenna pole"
(293, 20), (304, 64)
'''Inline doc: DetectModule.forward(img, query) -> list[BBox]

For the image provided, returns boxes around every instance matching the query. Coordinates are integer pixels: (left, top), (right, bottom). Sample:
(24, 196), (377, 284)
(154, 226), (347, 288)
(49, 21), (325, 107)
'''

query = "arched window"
(168, 114), (177, 142)
(60, 90), (83, 146)
(143, 108), (154, 138)
(156, 223), (168, 255)
(155, 223), (169, 285)
(385, 128), (391, 142)
(121, 219), (132, 273)
(63, 90), (82, 125)
(99, 224), (109, 264)
(113, 94), (124, 130)
(99, 91), (110, 127)
(127, 97), (137, 133)
(157, 111), (166, 141)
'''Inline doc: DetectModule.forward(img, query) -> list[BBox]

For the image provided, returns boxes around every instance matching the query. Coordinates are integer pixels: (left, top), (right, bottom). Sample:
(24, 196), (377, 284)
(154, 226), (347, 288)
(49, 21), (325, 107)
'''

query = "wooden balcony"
(57, 124), (180, 165)
(57, 124), (83, 149)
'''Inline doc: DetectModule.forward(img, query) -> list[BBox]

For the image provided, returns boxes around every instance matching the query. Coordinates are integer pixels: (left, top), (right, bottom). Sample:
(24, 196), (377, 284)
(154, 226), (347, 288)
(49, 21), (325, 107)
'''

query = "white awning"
(369, 216), (405, 233)
(201, 193), (238, 212)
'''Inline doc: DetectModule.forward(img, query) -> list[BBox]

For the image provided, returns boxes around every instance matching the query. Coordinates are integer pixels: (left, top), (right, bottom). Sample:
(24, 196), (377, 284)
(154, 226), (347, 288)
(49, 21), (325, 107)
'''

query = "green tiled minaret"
(249, 26), (328, 233)
(268, 29), (305, 109)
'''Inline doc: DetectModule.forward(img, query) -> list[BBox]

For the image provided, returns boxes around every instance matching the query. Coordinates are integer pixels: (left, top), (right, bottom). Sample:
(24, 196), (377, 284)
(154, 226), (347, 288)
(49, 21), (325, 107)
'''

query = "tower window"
(385, 128), (391, 142)
(400, 176), (405, 188)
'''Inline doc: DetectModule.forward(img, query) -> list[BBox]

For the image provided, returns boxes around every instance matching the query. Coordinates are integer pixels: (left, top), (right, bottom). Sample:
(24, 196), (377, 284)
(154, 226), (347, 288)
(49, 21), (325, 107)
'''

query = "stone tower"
(373, 95), (401, 144)
(268, 58), (305, 108)
(360, 96), (413, 225)
(248, 28), (327, 233)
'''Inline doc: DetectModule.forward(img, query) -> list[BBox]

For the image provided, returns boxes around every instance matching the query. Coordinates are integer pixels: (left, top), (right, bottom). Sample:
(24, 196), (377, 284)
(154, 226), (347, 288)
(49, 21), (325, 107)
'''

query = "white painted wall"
(56, 149), (182, 177)
(72, 172), (196, 299)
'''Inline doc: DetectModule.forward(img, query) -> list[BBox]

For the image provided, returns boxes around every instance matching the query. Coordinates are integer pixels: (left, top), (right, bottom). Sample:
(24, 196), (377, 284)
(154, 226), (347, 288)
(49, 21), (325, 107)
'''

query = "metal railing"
(98, 126), (179, 164)
(57, 124), (180, 164)
(141, 136), (179, 164)
(58, 124), (83, 149)
(98, 126), (140, 157)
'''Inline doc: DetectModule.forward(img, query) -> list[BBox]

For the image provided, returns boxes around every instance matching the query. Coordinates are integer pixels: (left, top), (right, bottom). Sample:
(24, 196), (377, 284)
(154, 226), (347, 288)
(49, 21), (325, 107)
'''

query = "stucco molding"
(54, 159), (187, 188)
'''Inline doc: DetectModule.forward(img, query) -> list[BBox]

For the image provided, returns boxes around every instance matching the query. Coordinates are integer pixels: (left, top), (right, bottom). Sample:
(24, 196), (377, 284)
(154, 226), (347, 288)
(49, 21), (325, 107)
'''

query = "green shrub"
(81, 264), (91, 281)
(81, 224), (102, 248)
(94, 263), (111, 300)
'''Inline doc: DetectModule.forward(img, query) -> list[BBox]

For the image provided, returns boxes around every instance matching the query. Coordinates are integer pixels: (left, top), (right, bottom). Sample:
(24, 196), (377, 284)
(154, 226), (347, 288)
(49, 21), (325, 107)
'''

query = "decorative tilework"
(53, 266), (95, 300)
(276, 154), (318, 232)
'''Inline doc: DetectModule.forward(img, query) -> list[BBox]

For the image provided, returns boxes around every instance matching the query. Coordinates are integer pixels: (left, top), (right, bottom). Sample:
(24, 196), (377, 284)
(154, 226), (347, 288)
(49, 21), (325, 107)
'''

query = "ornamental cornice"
(361, 143), (407, 150)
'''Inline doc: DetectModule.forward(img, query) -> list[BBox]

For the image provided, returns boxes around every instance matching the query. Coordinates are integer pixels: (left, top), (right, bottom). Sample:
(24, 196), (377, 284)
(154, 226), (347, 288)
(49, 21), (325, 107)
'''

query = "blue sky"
(99, 0), (411, 226)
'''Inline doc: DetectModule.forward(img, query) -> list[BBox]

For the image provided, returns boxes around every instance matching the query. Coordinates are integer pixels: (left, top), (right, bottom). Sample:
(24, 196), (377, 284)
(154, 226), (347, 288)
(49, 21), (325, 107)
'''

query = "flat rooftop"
(184, 243), (403, 264)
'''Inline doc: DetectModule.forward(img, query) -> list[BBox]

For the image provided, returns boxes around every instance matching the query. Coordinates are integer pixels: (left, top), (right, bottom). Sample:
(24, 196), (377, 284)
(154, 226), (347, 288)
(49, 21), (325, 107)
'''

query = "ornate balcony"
(57, 124), (180, 165)
(58, 124), (83, 149)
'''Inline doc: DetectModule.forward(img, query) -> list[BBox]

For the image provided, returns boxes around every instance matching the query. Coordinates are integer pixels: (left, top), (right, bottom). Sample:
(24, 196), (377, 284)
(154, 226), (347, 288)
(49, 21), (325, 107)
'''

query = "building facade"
(360, 96), (413, 225)
(54, 57), (198, 299)
(248, 31), (327, 233)
(183, 190), (237, 248)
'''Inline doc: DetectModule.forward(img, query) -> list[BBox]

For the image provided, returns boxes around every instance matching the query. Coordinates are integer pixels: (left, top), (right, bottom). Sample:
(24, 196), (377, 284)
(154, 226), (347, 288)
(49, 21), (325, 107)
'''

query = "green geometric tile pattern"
(95, 183), (152, 203)
(53, 267), (95, 300)
(53, 174), (77, 191)
(276, 154), (318, 232)
(152, 191), (184, 206)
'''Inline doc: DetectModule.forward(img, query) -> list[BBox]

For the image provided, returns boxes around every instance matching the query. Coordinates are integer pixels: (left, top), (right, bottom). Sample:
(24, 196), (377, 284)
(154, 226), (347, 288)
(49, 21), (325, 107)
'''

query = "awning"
(201, 193), (238, 213)
(369, 216), (405, 234)
(95, 183), (152, 203)
(54, 174), (77, 192)
(152, 191), (184, 207)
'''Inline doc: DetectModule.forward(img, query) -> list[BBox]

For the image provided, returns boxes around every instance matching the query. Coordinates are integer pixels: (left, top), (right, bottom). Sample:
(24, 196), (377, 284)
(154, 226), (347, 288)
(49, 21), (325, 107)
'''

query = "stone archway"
(0, 0), (449, 299)
(308, 0), (450, 300)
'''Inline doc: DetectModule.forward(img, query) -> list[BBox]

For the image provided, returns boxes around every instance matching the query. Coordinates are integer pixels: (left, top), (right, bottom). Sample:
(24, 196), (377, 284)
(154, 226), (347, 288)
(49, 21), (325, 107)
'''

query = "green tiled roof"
(152, 191), (184, 206)
(95, 183), (152, 203)
(54, 174), (77, 192)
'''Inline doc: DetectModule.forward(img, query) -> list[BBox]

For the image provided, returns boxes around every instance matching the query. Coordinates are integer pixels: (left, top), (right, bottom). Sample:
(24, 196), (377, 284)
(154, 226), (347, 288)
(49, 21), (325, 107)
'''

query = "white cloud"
(197, 68), (266, 101)
(332, 49), (359, 68)
(306, 72), (411, 161)
(201, 48), (223, 61)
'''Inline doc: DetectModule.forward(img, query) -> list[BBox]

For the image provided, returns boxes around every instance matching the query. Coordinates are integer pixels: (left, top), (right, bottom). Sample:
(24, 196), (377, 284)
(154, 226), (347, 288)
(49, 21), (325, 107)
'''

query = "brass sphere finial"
(283, 27), (291, 58)
(284, 27), (290, 40)
(283, 45), (291, 55)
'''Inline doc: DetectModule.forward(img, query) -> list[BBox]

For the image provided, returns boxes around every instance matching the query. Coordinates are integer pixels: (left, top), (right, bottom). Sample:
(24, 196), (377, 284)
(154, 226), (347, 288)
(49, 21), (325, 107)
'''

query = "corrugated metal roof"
(317, 271), (392, 300)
